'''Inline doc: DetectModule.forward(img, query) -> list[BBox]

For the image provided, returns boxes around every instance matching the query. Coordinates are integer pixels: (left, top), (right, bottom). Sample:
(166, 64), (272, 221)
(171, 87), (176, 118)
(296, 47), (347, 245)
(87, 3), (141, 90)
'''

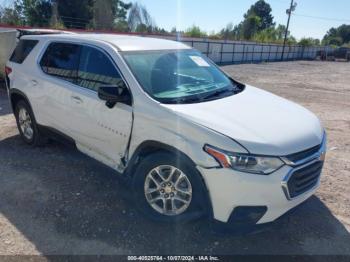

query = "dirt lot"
(0, 61), (349, 257)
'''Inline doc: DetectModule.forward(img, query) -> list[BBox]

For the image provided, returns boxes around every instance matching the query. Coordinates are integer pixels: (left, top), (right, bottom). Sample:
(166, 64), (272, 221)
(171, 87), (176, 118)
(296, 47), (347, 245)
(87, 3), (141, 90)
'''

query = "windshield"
(122, 50), (243, 104)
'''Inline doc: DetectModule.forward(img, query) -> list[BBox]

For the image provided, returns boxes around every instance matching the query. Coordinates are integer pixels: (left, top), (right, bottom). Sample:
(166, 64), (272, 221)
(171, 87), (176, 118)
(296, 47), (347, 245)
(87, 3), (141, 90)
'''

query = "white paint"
(7, 34), (326, 225)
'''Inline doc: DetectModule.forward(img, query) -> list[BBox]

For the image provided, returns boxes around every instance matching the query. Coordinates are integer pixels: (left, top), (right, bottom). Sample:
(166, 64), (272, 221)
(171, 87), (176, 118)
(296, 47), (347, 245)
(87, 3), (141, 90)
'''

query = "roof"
(23, 33), (191, 51)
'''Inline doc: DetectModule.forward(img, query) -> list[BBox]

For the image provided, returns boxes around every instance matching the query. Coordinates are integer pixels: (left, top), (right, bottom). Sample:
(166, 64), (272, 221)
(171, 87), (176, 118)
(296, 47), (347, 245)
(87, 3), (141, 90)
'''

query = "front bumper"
(198, 159), (323, 224)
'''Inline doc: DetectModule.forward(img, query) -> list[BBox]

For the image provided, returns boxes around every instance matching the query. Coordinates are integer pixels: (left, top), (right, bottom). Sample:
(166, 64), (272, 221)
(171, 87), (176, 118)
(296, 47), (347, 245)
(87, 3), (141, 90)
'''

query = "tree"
(20, 0), (52, 27)
(93, 0), (115, 29)
(244, 0), (274, 31)
(128, 3), (154, 33)
(57, 0), (94, 29)
(323, 24), (350, 46)
(241, 15), (261, 40)
(218, 0), (275, 41)
(252, 24), (292, 44)
(220, 23), (236, 40)
(0, 1), (25, 25)
(298, 37), (320, 47)
(113, 0), (131, 23)
(184, 25), (207, 38)
(275, 24), (287, 40)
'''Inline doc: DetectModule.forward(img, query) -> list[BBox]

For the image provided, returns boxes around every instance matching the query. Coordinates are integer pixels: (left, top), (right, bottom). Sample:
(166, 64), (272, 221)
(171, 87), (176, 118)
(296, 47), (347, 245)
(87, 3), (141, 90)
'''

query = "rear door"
(67, 45), (133, 170)
(37, 42), (81, 134)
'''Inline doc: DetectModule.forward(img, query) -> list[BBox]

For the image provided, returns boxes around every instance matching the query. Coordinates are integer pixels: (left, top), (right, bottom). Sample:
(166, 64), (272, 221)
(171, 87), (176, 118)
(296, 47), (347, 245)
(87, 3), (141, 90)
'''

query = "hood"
(162, 85), (324, 156)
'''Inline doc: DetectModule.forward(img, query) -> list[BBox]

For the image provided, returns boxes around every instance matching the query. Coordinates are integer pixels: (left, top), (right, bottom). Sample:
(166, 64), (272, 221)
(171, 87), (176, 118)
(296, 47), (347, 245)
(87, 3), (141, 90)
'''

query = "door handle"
(31, 80), (38, 86)
(71, 95), (83, 104)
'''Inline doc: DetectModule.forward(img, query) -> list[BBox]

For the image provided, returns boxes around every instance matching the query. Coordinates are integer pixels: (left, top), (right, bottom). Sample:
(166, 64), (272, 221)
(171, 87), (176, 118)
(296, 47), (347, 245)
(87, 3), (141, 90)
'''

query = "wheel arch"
(9, 89), (33, 114)
(126, 140), (196, 174)
(125, 140), (213, 218)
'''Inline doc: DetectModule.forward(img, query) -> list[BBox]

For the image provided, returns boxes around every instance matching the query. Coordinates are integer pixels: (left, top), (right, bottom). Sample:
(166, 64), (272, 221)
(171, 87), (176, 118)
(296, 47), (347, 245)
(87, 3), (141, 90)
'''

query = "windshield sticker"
(189, 56), (210, 67)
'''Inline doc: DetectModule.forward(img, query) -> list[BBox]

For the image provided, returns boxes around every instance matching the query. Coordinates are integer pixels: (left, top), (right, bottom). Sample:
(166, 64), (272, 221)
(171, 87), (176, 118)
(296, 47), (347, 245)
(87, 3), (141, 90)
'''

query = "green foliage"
(253, 27), (278, 43)
(128, 3), (153, 32)
(113, 0), (132, 22)
(19, 0), (52, 27)
(93, 0), (115, 30)
(323, 24), (350, 46)
(218, 0), (275, 41)
(113, 20), (129, 32)
(252, 24), (296, 44)
(127, 3), (166, 33)
(93, 0), (131, 30)
(57, 0), (94, 29)
(286, 36), (297, 45)
(298, 37), (320, 47)
(184, 25), (207, 38)
(50, 18), (66, 29)
(0, 2), (25, 25)
(244, 0), (274, 31)
(242, 15), (261, 40)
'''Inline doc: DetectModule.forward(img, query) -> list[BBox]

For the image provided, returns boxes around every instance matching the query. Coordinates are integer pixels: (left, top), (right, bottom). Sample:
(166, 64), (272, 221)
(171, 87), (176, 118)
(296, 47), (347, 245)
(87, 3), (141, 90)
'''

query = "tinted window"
(10, 40), (38, 64)
(77, 46), (125, 92)
(40, 43), (80, 83)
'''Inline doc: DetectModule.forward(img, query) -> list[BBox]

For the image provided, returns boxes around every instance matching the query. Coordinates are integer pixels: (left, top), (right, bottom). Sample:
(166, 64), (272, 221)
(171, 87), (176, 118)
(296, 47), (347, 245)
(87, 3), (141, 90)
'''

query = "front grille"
(287, 161), (323, 198)
(285, 144), (321, 163)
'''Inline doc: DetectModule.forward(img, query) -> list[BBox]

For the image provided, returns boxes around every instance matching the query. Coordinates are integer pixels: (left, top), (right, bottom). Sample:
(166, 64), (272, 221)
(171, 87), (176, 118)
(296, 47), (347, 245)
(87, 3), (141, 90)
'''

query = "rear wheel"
(14, 100), (45, 146)
(132, 152), (209, 223)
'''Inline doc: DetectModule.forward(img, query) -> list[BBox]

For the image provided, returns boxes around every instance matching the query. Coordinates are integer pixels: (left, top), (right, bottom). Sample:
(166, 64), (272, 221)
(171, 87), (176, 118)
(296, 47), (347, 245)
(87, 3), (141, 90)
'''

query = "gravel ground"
(0, 61), (349, 257)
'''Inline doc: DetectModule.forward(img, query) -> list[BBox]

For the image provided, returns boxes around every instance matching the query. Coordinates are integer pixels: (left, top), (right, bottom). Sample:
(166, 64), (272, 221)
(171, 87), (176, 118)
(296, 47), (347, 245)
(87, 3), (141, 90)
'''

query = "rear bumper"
(198, 160), (323, 225)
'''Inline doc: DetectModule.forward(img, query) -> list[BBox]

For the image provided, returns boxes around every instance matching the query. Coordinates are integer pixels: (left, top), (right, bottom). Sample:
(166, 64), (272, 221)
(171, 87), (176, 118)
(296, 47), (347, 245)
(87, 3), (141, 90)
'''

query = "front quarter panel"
(129, 100), (249, 169)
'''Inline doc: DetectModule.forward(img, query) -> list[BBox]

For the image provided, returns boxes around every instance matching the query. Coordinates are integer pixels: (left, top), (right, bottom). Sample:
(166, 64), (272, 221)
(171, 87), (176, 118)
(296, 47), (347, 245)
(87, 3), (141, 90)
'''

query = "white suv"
(5, 34), (326, 227)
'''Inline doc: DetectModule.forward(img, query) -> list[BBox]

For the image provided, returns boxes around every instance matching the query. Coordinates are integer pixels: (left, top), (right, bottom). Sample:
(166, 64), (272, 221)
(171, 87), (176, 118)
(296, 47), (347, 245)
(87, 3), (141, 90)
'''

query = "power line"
(293, 13), (350, 23)
(59, 15), (91, 22)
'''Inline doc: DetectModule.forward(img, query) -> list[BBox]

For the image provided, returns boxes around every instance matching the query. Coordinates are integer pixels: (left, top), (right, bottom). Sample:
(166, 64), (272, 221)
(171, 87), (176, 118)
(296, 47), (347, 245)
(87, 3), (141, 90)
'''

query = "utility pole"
(281, 0), (297, 60)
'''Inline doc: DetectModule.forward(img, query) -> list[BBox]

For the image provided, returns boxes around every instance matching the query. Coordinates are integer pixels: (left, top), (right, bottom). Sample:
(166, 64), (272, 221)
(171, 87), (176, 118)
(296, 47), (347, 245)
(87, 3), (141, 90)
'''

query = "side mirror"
(98, 85), (131, 107)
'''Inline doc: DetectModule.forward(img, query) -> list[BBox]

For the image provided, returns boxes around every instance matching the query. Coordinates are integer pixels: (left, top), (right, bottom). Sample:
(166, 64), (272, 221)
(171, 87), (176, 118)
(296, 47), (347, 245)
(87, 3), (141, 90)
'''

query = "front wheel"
(132, 152), (209, 223)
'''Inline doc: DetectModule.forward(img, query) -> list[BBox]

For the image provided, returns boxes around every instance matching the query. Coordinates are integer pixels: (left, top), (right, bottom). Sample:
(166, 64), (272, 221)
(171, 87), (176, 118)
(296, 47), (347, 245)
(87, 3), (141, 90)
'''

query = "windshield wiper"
(201, 88), (236, 101)
(174, 73), (211, 84)
(161, 95), (204, 104)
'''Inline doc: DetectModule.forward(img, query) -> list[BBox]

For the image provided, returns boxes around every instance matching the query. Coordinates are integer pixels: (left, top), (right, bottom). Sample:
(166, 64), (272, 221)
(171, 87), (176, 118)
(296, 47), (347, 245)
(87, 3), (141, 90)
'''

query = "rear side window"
(77, 46), (125, 92)
(10, 40), (38, 64)
(40, 43), (81, 84)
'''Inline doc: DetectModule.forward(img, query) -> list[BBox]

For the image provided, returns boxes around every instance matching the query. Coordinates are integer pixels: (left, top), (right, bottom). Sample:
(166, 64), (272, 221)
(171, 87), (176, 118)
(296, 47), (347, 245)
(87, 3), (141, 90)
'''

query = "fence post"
(251, 44), (255, 63)
(260, 44), (263, 62)
(268, 44), (271, 62)
(301, 46), (304, 60)
(242, 43), (246, 63)
(220, 42), (224, 64)
(232, 43), (235, 63)
(207, 42), (210, 58)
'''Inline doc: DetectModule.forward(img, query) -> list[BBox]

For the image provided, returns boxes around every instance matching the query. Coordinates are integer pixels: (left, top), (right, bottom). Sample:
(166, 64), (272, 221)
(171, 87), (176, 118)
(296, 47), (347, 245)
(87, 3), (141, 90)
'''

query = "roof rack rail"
(17, 29), (75, 39)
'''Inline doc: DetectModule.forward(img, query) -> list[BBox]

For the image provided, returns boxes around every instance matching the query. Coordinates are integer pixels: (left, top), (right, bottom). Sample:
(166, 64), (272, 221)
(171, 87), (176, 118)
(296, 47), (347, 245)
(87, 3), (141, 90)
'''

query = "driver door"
(67, 45), (133, 170)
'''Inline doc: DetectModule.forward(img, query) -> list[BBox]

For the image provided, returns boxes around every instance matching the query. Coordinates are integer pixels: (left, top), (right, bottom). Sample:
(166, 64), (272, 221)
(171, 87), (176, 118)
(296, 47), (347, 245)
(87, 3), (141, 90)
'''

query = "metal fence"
(178, 39), (332, 64)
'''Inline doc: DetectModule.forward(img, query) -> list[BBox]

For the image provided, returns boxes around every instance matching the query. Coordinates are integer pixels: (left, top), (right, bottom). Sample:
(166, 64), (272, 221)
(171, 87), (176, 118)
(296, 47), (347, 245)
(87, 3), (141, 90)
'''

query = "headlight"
(204, 145), (284, 175)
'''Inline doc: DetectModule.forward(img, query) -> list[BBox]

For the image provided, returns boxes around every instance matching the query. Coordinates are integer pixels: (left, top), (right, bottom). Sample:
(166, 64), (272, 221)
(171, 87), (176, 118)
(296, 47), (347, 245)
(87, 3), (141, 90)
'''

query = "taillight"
(5, 66), (12, 75)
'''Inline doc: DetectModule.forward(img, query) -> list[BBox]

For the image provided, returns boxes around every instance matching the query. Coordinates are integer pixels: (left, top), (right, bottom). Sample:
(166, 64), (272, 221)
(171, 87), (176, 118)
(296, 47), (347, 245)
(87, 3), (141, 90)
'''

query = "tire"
(132, 151), (210, 223)
(14, 100), (46, 146)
